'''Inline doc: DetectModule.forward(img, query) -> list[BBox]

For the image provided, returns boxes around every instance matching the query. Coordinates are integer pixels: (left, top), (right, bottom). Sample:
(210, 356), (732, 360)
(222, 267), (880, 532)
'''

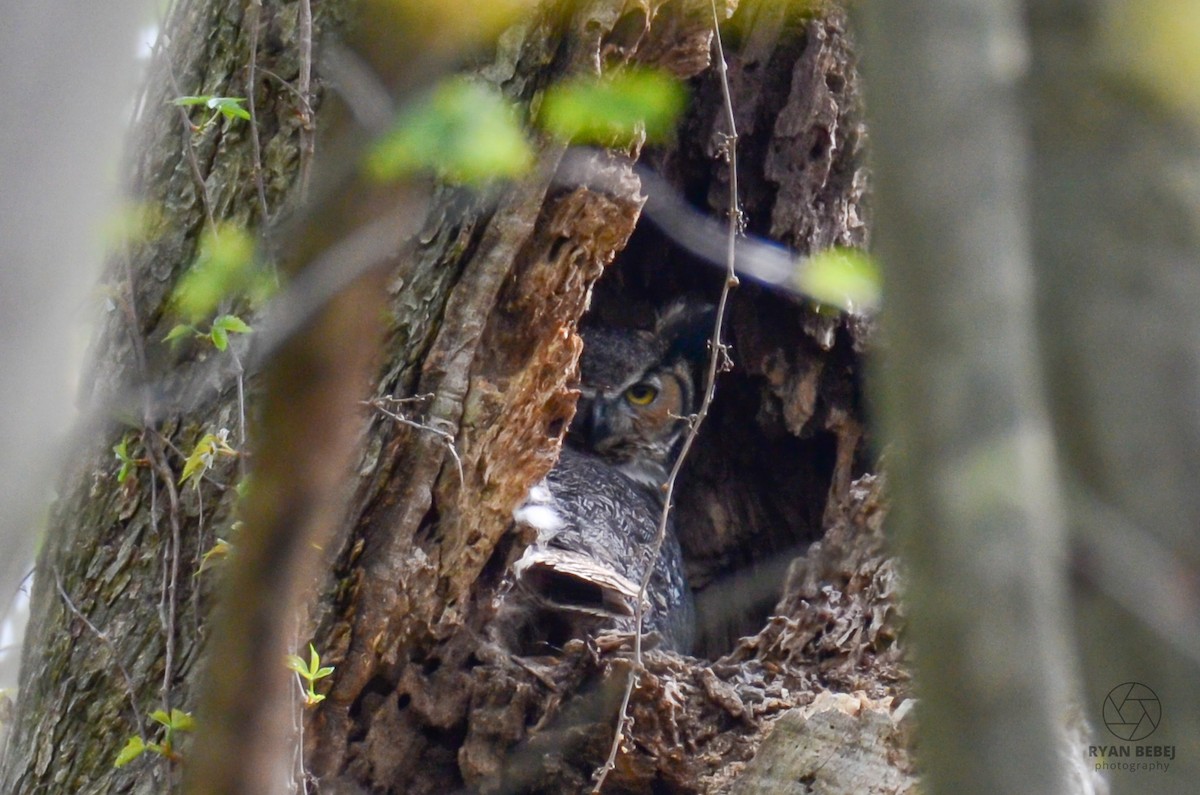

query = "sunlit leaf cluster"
(367, 68), (687, 185)
(287, 644), (335, 707)
(171, 225), (271, 323)
(366, 78), (535, 184)
(164, 314), (253, 352)
(798, 247), (881, 313)
(113, 709), (195, 768)
(179, 429), (237, 489)
(541, 69), (686, 146)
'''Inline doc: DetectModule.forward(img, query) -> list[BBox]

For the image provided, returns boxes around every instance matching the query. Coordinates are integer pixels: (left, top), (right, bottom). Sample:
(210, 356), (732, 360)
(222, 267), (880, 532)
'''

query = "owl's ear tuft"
(656, 298), (716, 369)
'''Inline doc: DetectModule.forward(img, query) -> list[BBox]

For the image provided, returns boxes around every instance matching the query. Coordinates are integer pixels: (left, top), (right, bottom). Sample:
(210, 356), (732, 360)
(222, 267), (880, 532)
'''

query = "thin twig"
(593, 6), (741, 791)
(246, 0), (271, 225)
(163, 59), (217, 233)
(231, 346), (248, 458)
(297, 0), (315, 201)
(117, 249), (186, 719)
(53, 569), (147, 744)
(366, 397), (465, 486)
(192, 484), (205, 637)
(258, 68), (315, 112)
(2, 567), (34, 616)
(130, 0), (178, 131)
(147, 429), (185, 712)
(288, 628), (310, 795)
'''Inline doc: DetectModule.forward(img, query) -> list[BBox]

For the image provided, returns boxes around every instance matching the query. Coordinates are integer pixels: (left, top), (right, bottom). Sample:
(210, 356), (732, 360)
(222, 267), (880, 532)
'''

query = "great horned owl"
(499, 301), (713, 655)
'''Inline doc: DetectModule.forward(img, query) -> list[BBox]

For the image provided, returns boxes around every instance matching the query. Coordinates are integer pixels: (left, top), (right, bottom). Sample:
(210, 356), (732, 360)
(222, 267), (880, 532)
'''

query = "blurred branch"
(1069, 489), (1200, 668)
(558, 149), (808, 297)
(862, 0), (1079, 792)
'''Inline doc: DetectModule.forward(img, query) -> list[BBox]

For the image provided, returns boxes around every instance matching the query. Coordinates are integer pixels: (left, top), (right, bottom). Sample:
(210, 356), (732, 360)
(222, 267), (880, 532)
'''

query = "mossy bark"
(0, 0), (345, 791)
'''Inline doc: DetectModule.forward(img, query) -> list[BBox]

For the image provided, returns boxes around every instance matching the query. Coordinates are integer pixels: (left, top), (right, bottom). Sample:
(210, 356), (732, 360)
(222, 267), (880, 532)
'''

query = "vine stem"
(163, 58), (217, 234)
(116, 245), (185, 736)
(592, 3), (740, 791)
(53, 569), (147, 745)
(246, 0), (271, 225)
(297, 0), (315, 201)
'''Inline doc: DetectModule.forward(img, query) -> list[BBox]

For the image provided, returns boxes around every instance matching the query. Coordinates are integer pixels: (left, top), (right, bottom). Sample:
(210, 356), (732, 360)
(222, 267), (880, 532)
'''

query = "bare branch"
(366, 396), (465, 487)
(246, 0), (271, 225)
(53, 569), (146, 744)
(148, 430), (185, 713)
(593, 4), (741, 789)
(297, 0), (315, 200)
(163, 58), (217, 233)
(115, 248), (186, 719)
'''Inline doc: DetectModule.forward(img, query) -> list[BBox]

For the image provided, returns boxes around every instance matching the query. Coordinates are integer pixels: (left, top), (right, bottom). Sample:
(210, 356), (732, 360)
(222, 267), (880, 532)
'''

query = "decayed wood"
(726, 694), (917, 795)
(303, 1), (907, 793)
(305, 3), (742, 790)
(456, 473), (908, 794)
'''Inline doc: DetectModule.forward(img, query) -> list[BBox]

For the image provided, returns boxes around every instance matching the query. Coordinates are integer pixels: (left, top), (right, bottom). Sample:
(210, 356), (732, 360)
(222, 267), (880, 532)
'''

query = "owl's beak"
(569, 394), (608, 448)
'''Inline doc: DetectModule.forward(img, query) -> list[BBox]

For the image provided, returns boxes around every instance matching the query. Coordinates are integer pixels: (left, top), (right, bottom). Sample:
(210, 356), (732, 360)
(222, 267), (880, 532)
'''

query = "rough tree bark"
(0, 0), (350, 791)
(1, 1), (909, 793)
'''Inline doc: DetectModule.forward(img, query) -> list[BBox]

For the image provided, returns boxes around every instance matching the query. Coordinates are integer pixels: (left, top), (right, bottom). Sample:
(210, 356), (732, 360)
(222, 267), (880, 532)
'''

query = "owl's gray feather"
(498, 302), (712, 655)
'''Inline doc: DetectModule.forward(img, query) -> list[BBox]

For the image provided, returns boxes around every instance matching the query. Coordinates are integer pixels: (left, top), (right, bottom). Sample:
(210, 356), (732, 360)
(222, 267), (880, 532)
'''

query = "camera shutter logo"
(1103, 682), (1161, 741)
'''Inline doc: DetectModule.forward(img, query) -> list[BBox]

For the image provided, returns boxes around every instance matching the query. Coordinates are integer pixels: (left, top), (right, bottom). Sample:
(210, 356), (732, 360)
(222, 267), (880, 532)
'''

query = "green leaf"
(168, 709), (195, 731)
(114, 735), (147, 768)
(198, 538), (233, 573)
(115, 438), (137, 484)
(365, 78), (534, 185)
(314, 666), (335, 679)
(286, 654), (309, 676)
(179, 430), (237, 488)
(210, 325), (229, 351)
(208, 97), (251, 121)
(796, 247), (881, 312)
(171, 225), (257, 323)
(163, 324), (197, 344)
(149, 709), (171, 727)
(308, 644), (321, 672)
(541, 69), (686, 146)
(172, 95), (213, 107)
(212, 314), (253, 334)
(172, 95), (250, 122)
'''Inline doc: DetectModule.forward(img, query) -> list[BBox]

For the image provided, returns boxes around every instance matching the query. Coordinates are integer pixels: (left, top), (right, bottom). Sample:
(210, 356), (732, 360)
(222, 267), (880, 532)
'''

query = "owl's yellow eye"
(624, 383), (658, 406)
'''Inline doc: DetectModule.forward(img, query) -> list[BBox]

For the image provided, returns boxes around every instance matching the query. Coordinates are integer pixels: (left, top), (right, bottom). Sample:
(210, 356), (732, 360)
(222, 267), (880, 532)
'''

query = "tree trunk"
(2, 1), (908, 793)
(860, 1), (1078, 793)
(0, 0), (348, 790)
(1029, 2), (1200, 792)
